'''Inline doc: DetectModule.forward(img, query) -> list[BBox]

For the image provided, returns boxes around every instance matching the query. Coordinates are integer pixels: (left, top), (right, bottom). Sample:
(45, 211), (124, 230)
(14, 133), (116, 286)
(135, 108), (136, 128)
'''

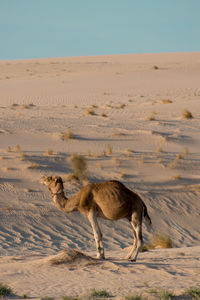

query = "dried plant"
(160, 99), (173, 104)
(70, 154), (87, 181)
(184, 147), (189, 155)
(0, 283), (13, 296)
(150, 233), (173, 249)
(5, 146), (11, 153)
(182, 109), (193, 119)
(14, 144), (21, 152)
(44, 149), (54, 156)
(107, 144), (113, 155)
(171, 174), (181, 180)
(176, 153), (183, 160)
(157, 146), (163, 153)
(153, 65), (159, 70)
(147, 114), (155, 121)
(86, 108), (95, 115)
(61, 131), (74, 140)
(26, 163), (40, 169)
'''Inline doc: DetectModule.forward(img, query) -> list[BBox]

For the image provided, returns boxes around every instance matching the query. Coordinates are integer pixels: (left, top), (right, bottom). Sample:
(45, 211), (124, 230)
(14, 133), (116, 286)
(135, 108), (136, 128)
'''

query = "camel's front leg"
(88, 210), (105, 259)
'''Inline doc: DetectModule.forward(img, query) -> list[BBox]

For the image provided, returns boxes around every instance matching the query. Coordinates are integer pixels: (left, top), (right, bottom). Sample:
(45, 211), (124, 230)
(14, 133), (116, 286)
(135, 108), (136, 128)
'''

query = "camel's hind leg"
(125, 222), (137, 260)
(126, 213), (143, 262)
(88, 210), (105, 259)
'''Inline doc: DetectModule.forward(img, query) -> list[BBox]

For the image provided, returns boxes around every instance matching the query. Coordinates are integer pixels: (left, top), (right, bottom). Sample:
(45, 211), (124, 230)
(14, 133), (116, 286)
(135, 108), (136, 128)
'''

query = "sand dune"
(0, 52), (200, 299)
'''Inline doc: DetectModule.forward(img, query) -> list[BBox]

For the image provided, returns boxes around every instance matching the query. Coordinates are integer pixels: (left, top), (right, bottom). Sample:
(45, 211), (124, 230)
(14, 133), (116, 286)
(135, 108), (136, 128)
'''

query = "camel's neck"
(51, 190), (79, 213)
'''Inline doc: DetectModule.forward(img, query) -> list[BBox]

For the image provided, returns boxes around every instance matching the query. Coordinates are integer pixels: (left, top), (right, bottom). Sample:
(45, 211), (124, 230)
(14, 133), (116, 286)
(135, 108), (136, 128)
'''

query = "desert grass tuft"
(62, 296), (79, 300)
(87, 289), (112, 299)
(124, 294), (146, 300)
(176, 153), (183, 160)
(119, 103), (126, 109)
(14, 144), (21, 152)
(147, 114), (155, 121)
(182, 109), (193, 119)
(153, 65), (159, 70)
(5, 146), (11, 153)
(148, 288), (174, 300)
(107, 144), (113, 155)
(150, 233), (173, 249)
(44, 149), (54, 156)
(160, 99), (173, 104)
(157, 146), (163, 153)
(0, 282), (13, 296)
(184, 287), (200, 299)
(86, 108), (95, 116)
(61, 131), (74, 140)
(171, 174), (181, 180)
(70, 154), (87, 181)
(26, 163), (40, 169)
(184, 147), (189, 155)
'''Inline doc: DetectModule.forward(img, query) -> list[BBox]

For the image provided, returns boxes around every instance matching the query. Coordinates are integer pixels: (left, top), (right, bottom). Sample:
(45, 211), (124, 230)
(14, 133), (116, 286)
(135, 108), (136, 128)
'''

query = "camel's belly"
(96, 201), (131, 220)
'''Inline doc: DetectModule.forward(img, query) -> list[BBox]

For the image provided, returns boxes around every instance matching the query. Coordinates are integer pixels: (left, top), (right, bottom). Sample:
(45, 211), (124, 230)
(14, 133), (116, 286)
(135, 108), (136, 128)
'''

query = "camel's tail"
(143, 202), (152, 230)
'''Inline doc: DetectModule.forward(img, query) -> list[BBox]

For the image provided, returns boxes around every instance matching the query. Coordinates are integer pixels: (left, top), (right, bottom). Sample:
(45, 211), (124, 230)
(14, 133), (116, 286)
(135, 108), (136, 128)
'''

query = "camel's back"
(91, 180), (140, 220)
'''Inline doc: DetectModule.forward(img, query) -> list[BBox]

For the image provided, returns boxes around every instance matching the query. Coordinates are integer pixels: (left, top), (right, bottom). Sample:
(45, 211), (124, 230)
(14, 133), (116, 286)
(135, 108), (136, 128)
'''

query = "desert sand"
(0, 52), (200, 299)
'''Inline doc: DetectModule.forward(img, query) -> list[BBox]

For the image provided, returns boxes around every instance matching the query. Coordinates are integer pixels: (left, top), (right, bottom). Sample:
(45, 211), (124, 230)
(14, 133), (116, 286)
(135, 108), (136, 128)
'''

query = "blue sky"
(0, 0), (200, 60)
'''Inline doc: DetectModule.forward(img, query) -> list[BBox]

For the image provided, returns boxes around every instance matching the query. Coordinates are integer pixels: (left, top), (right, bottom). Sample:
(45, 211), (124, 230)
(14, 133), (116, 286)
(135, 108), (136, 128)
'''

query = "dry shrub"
(160, 99), (173, 104)
(107, 144), (113, 155)
(65, 173), (78, 182)
(184, 147), (189, 155)
(119, 103), (126, 109)
(147, 114), (155, 121)
(86, 108), (95, 116)
(61, 131), (74, 140)
(88, 289), (112, 299)
(126, 149), (133, 157)
(171, 174), (181, 180)
(5, 146), (11, 153)
(44, 149), (54, 156)
(150, 233), (173, 249)
(14, 144), (21, 152)
(167, 159), (177, 169)
(71, 154), (87, 181)
(120, 173), (126, 179)
(176, 153), (183, 160)
(182, 109), (193, 119)
(18, 152), (27, 161)
(157, 146), (163, 153)
(26, 163), (40, 169)
(153, 65), (159, 70)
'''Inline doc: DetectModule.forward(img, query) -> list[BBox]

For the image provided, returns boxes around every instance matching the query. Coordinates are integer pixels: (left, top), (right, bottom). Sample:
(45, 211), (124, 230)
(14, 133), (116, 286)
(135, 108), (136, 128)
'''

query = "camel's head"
(40, 175), (64, 194)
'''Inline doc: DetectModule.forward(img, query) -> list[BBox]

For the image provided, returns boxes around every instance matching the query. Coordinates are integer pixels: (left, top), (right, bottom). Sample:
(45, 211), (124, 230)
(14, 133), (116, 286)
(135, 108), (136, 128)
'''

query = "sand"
(0, 52), (200, 299)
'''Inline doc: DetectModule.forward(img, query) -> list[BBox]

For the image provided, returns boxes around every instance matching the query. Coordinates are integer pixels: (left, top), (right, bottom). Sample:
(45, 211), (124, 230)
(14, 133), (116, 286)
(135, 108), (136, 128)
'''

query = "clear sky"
(0, 0), (200, 60)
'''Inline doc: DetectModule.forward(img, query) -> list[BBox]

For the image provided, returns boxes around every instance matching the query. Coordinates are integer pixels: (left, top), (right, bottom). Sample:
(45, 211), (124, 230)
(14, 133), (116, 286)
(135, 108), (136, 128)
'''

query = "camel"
(41, 175), (152, 261)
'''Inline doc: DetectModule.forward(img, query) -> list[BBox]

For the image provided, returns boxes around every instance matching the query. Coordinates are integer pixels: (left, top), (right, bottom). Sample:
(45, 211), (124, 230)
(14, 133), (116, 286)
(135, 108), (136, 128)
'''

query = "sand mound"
(48, 248), (99, 268)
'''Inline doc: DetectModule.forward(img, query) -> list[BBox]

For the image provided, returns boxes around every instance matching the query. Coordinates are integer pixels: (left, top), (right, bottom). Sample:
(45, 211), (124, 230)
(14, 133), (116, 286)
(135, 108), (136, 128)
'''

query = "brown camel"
(41, 175), (152, 261)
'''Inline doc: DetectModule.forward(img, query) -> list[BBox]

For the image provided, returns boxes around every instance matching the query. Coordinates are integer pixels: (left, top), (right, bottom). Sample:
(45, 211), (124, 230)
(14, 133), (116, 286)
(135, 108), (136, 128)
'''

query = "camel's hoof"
(130, 259), (136, 262)
(97, 255), (105, 260)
